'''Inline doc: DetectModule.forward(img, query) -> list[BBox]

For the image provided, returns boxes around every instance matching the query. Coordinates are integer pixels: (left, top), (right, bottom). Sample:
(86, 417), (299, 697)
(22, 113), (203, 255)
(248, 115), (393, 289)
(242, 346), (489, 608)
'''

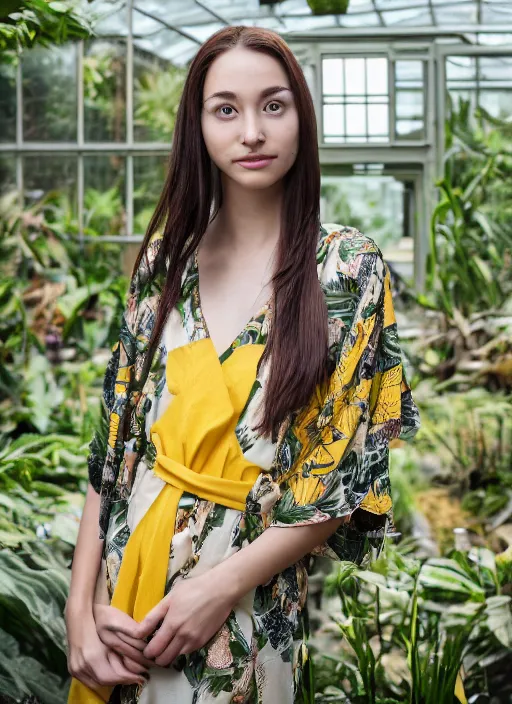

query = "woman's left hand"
(134, 573), (235, 667)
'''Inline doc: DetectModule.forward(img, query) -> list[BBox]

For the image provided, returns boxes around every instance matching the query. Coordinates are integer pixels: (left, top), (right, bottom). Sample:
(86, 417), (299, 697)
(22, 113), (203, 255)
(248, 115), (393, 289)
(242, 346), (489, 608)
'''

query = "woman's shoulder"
(318, 223), (384, 284)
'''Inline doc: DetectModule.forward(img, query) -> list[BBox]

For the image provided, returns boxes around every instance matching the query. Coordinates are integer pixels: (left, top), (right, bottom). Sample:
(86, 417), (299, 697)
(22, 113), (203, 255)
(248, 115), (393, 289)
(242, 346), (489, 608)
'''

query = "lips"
(234, 155), (276, 162)
(234, 155), (277, 170)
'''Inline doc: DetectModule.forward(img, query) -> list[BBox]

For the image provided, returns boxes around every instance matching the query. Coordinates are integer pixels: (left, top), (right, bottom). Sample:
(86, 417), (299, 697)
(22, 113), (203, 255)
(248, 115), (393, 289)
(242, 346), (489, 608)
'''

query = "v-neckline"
(192, 248), (272, 364)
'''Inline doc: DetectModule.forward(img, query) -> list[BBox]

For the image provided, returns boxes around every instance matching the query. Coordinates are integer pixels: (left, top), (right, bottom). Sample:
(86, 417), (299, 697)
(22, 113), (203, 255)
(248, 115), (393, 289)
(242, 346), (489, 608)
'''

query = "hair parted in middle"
(133, 25), (328, 440)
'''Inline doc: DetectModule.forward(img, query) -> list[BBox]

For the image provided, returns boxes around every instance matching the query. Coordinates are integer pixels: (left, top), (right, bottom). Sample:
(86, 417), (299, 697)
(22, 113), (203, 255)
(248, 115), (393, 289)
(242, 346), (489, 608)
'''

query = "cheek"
(201, 115), (227, 160)
(277, 115), (299, 160)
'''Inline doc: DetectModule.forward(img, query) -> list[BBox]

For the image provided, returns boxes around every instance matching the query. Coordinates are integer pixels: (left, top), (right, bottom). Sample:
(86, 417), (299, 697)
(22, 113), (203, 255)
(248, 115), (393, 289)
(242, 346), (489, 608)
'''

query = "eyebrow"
(203, 85), (292, 103)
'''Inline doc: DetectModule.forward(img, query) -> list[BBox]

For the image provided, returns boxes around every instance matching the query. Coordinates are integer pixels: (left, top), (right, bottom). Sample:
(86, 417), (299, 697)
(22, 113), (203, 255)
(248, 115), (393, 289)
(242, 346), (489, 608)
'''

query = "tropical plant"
(0, 0), (93, 64)
(311, 541), (512, 703)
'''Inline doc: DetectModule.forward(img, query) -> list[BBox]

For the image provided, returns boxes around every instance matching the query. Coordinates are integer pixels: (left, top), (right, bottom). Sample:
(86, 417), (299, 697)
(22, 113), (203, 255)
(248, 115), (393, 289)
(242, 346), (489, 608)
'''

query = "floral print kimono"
(87, 223), (421, 704)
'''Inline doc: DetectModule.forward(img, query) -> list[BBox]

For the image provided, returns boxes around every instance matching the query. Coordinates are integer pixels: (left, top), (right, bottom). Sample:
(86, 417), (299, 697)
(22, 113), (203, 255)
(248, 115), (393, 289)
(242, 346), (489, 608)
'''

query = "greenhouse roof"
(91, 0), (512, 64)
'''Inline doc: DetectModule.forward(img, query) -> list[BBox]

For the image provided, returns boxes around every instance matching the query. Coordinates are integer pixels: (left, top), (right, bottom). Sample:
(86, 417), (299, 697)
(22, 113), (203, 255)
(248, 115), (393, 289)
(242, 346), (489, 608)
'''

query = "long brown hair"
(133, 25), (328, 439)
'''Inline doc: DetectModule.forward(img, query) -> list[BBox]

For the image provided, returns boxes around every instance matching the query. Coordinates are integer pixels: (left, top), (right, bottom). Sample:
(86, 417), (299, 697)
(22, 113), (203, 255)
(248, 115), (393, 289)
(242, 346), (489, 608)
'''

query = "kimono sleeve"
(87, 269), (140, 494)
(268, 248), (421, 567)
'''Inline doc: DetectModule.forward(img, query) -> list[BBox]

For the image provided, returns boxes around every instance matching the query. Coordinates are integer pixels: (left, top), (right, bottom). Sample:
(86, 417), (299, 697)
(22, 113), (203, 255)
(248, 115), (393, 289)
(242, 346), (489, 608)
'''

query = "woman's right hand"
(93, 603), (155, 671)
(65, 605), (148, 692)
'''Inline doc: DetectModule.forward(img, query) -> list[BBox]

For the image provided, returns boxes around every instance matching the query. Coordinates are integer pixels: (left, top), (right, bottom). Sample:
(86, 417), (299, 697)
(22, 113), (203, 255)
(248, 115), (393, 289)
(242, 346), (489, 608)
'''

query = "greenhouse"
(1, 0), (512, 702)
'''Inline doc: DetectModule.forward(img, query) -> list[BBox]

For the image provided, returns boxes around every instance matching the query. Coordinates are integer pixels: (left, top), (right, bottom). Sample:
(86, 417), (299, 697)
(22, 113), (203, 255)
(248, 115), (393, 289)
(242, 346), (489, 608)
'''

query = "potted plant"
(307, 0), (350, 15)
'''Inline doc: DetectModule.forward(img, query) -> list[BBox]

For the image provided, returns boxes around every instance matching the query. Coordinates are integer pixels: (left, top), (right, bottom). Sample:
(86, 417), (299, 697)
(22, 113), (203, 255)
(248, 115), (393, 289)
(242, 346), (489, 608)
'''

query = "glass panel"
(434, 6), (479, 24)
(395, 60), (423, 84)
(396, 120), (424, 138)
(320, 174), (407, 261)
(446, 55), (512, 123)
(346, 105), (366, 136)
(133, 44), (186, 143)
(396, 91), (424, 119)
(479, 56), (512, 86)
(133, 154), (168, 235)
(84, 155), (126, 236)
(382, 8), (433, 25)
(0, 63), (16, 143)
(84, 39), (127, 143)
(322, 58), (344, 95)
(22, 45), (77, 142)
(321, 56), (390, 144)
(0, 154), (16, 196)
(323, 105), (345, 137)
(446, 56), (476, 81)
(479, 91), (512, 120)
(366, 58), (387, 95)
(367, 104), (388, 136)
(483, 5), (512, 23)
(23, 155), (77, 216)
(88, 0), (129, 36)
(345, 59), (365, 95)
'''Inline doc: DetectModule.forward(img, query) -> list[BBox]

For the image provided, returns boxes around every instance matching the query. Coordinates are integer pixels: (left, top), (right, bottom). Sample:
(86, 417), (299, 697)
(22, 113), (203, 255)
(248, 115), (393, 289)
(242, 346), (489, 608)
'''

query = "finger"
(98, 628), (154, 667)
(143, 621), (177, 660)
(108, 607), (152, 641)
(116, 629), (154, 652)
(106, 650), (146, 685)
(154, 636), (186, 668)
(108, 636), (155, 670)
(134, 601), (169, 640)
(121, 653), (151, 675)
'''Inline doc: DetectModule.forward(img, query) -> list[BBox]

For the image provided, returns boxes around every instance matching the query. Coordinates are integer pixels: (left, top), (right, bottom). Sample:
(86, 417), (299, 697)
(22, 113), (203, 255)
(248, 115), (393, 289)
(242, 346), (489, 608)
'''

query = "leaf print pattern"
(86, 223), (420, 703)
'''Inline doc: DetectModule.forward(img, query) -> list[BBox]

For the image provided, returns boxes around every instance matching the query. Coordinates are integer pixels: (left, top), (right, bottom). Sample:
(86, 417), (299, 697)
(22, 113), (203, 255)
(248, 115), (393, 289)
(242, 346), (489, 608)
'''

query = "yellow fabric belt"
(68, 339), (264, 703)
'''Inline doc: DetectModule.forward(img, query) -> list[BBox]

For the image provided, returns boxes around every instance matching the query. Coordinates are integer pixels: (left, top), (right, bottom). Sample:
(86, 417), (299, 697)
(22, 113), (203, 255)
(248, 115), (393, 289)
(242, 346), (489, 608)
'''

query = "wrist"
(205, 560), (246, 607)
(65, 595), (94, 620)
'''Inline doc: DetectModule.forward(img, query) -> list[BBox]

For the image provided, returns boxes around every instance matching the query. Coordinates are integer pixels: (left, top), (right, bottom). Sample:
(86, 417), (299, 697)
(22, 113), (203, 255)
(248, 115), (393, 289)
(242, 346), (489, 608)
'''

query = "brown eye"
(265, 101), (283, 114)
(217, 105), (235, 117)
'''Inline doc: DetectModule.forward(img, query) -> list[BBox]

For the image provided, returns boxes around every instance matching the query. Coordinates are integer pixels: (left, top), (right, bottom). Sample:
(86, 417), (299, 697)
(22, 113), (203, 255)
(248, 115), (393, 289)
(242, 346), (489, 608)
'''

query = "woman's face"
(201, 46), (299, 191)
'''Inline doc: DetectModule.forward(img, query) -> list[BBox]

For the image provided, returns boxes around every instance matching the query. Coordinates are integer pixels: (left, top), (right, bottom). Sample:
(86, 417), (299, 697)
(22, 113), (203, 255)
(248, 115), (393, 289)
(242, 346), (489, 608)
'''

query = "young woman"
(65, 25), (420, 704)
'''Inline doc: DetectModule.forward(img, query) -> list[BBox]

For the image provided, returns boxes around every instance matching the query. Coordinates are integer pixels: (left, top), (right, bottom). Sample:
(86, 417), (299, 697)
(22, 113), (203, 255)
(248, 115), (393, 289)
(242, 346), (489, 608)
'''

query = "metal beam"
(371, 0), (385, 27)
(427, 0), (436, 26)
(132, 5), (202, 45)
(193, 0), (230, 26)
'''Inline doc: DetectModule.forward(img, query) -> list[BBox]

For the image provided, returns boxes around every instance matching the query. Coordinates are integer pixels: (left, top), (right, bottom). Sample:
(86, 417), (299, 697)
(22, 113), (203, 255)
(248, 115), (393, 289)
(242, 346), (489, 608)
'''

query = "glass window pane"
(84, 155), (126, 236)
(322, 58), (344, 95)
(89, 0), (129, 36)
(133, 46), (186, 143)
(23, 155), (77, 216)
(345, 59), (365, 95)
(366, 58), (387, 95)
(84, 39), (127, 143)
(0, 63), (16, 143)
(133, 154), (168, 234)
(446, 56), (476, 81)
(396, 120), (424, 139)
(479, 90), (512, 120)
(321, 174), (407, 262)
(367, 104), (388, 136)
(396, 91), (424, 119)
(22, 45), (77, 142)
(395, 60), (423, 82)
(479, 56), (512, 85)
(323, 105), (345, 137)
(0, 154), (17, 196)
(346, 104), (366, 136)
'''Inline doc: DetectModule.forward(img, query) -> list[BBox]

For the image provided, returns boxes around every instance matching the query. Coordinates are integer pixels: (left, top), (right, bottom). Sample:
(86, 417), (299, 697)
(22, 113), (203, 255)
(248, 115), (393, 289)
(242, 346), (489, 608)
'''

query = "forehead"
(203, 47), (290, 96)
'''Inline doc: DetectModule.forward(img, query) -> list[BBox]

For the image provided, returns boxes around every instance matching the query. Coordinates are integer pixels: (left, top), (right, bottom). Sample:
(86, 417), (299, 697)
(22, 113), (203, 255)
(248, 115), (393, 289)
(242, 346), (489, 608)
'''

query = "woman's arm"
(208, 516), (348, 605)
(65, 482), (104, 617)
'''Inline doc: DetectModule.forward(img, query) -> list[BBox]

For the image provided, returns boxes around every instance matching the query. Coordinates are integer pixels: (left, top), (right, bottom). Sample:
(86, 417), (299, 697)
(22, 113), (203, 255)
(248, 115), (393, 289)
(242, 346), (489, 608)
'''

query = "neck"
(207, 173), (284, 251)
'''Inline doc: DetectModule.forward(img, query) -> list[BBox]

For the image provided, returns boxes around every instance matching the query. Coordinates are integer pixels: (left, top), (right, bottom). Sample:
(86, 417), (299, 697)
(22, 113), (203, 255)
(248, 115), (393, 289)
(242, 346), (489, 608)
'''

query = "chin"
(226, 168), (286, 190)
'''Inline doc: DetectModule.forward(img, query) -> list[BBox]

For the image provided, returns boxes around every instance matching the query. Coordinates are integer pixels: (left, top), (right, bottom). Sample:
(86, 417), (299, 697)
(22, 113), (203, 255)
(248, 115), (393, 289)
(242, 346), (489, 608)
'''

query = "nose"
(240, 111), (265, 146)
